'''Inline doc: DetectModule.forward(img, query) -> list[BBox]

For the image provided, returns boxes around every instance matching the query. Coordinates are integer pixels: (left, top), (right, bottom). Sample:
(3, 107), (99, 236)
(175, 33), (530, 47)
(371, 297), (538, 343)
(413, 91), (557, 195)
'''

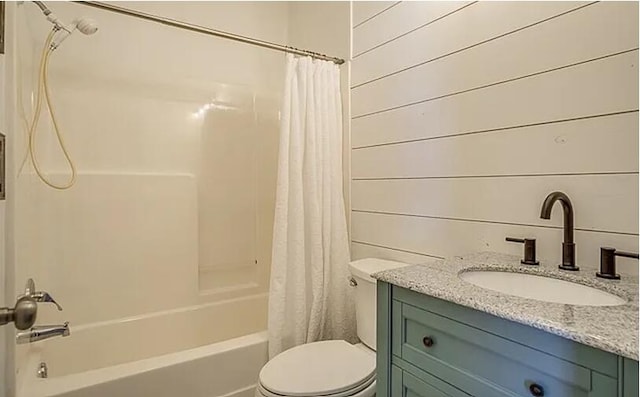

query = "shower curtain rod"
(73, 1), (345, 65)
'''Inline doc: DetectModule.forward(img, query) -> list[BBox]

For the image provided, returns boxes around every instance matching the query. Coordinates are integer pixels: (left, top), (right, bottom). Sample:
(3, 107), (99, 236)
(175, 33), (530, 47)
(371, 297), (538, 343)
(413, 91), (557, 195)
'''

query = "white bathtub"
(17, 294), (268, 397)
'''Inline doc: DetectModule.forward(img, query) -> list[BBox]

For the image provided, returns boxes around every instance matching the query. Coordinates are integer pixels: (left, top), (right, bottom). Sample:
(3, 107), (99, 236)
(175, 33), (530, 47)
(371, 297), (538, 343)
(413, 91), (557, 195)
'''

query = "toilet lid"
(259, 340), (376, 397)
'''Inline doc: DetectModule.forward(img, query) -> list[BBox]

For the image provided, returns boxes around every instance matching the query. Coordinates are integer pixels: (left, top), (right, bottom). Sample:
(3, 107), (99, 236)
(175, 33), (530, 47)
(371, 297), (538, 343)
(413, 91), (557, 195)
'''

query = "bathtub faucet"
(16, 322), (70, 344)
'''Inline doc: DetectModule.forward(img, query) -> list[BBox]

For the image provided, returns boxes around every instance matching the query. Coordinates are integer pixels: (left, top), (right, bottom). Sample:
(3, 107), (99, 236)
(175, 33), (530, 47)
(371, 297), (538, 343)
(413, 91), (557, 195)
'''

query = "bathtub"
(16, 293), (269, 397)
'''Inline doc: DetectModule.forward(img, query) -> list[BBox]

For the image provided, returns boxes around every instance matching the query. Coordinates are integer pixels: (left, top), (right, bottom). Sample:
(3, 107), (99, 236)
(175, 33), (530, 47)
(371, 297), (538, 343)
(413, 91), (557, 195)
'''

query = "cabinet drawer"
(395, 302), (617, 397)
(391, 364), (470, 397)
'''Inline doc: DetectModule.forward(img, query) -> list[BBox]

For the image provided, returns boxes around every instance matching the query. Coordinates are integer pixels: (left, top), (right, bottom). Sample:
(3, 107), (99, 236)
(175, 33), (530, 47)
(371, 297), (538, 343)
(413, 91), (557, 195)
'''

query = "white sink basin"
(459, 271), (626, 306)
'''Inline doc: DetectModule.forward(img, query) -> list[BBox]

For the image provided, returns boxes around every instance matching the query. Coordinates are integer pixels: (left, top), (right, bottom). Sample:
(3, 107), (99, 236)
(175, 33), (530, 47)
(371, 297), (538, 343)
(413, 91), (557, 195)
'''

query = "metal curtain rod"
(73, 1), (345, 65)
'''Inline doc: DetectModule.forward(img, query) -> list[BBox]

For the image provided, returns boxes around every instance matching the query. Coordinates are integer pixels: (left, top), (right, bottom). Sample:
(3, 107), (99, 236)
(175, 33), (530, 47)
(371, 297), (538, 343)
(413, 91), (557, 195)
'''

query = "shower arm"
(32, 1), (51, 15)
(31, 1), (71, 32)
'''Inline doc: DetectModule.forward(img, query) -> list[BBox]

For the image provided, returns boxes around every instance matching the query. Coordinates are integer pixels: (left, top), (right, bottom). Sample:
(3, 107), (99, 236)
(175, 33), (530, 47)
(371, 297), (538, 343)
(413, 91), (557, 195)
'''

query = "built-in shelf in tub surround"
(373, 251), (638, 360)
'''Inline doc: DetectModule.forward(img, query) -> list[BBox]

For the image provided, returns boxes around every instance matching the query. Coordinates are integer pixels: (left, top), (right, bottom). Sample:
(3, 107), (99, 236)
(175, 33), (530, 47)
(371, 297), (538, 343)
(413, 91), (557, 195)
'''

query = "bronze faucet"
(540, 192), (578, 271)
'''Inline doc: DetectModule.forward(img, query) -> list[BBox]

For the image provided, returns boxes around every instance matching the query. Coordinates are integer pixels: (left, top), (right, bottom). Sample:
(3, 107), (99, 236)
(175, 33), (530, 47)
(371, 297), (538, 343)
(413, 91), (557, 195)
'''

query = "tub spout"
(16, 322), (70, 344)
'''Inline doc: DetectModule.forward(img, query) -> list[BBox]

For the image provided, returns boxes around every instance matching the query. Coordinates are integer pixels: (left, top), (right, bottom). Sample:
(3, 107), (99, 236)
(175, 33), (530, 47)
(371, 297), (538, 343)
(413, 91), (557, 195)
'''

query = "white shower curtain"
(268, 55), (355, 358)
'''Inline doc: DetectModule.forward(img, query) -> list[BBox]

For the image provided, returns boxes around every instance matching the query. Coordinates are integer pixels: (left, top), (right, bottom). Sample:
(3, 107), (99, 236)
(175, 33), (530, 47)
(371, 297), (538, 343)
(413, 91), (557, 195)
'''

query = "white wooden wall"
(350, 1), (639, 274)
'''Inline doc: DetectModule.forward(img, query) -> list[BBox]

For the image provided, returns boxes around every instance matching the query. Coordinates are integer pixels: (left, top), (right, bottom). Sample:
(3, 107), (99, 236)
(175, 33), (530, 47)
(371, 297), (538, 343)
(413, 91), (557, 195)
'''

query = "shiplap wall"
(350, 1), (639, 274)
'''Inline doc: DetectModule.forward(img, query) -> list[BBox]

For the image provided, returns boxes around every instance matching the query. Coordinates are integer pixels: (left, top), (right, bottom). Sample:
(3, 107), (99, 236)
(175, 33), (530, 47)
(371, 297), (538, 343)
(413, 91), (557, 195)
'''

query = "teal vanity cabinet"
(377, 282), (639, 397)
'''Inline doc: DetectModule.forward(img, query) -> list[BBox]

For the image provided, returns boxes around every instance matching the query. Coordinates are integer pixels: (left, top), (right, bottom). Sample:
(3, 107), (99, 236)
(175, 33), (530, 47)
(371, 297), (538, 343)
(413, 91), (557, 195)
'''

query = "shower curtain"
(268, 55), (354, 358)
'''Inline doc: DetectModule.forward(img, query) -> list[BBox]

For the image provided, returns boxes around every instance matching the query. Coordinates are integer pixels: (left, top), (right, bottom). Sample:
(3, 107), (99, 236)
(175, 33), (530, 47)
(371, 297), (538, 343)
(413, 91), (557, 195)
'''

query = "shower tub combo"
(11, 0), (344, 395)
(17, 294), (268, 397)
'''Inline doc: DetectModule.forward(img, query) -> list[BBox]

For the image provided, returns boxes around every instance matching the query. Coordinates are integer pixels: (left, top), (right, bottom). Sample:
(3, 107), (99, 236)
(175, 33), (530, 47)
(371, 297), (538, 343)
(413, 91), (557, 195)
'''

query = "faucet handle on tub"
(506, 237), (539, 266)
(21, 279), (63, 311)
(31, 291), (63, 311)
(597, 247), (639, 280)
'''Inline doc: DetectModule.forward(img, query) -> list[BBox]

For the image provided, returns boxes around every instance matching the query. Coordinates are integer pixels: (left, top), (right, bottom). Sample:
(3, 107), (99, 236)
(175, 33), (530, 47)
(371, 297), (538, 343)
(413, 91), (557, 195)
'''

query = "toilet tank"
(348, 259), (410, 350)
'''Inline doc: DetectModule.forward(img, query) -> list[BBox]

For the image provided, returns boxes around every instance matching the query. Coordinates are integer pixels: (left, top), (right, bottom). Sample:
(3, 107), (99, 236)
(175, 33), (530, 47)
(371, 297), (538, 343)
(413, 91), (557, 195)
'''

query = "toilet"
(256, 258), (410, 397)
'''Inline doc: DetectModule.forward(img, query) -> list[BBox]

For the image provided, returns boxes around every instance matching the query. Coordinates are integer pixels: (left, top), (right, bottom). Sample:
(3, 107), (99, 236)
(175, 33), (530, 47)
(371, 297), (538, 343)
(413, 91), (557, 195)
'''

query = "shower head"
(31, 2), (99, 49)
(50, 17), (99, 50)
(73, 18), (99, 35)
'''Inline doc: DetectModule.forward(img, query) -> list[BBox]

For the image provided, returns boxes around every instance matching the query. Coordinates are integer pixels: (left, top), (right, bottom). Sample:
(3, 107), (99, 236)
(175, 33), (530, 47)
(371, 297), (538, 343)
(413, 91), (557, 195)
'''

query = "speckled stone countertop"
(373, 252), (639, 360)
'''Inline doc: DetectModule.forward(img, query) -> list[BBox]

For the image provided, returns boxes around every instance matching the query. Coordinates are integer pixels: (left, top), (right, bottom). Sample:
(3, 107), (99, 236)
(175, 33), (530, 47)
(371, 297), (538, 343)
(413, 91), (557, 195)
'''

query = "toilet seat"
(258, 340), (376, 397)
(257, 375), (375, 397)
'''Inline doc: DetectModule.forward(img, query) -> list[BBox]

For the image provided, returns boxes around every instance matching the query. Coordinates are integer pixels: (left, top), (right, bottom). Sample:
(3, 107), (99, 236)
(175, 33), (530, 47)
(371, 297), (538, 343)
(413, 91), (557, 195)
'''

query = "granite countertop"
(373, 252), (639, 360)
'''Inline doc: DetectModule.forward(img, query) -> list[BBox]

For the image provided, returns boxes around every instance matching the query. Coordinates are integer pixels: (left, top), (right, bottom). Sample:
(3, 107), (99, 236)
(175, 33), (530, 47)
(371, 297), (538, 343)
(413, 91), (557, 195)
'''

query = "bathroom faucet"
(540, 191), (578, 271)
(16, 322), (70, 344)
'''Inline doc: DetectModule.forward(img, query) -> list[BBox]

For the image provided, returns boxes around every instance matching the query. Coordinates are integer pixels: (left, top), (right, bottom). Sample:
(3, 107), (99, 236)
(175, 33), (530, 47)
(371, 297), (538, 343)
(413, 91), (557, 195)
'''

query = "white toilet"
(256, 258), (410, 397)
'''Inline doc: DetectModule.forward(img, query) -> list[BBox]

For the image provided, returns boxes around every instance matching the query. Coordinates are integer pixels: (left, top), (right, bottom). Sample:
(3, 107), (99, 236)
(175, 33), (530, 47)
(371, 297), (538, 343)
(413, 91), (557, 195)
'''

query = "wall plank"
(352, 2), (638, 117)
(351, 212), (639, 274)
(351, 241), (440, 264)
(352, 1), (587, 86)
(352, 175), (639, 235)
(352, 51), (638, 148)
(352, 1), (398, 28)
(352, 113), (638, 179)
(353, 1), (470, 57)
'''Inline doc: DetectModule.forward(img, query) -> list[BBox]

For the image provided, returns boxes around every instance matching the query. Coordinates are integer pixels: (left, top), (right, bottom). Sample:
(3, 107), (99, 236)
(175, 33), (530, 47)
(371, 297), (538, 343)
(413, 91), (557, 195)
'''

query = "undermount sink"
(459, 271), (626, 306)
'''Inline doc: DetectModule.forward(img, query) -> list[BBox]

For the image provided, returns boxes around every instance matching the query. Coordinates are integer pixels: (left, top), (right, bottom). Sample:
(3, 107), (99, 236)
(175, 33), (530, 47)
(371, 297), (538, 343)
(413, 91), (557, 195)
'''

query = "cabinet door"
(392, 365), (470, 397)
(623, 359), (639, 397)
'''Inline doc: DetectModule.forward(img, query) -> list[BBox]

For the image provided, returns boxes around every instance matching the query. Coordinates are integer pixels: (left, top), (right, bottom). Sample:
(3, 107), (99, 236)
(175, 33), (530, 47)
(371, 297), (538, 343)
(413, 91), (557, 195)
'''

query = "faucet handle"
(24, 279), (36, 297)
(597, 247), (639, 280)
(20, 279), (62, 310)
(31, 292), (63, 311)
(506, 237), (539, 266)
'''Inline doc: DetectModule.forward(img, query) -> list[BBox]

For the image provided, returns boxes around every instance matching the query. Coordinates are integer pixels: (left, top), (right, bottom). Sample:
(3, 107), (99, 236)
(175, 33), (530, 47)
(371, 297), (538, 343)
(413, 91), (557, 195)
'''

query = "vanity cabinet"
(377, 282), (639, 397)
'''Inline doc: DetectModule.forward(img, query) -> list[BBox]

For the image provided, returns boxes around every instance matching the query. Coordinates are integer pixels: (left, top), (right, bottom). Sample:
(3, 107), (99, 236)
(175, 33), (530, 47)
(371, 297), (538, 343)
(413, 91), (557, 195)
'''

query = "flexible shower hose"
(27, 28), (77, 190)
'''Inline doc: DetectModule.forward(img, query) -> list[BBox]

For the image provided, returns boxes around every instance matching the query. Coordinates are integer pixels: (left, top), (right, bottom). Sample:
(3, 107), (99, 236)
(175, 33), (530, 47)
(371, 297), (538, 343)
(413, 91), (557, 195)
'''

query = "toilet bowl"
(257, 340), (376, 397)
(256, 258), (410, 397)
